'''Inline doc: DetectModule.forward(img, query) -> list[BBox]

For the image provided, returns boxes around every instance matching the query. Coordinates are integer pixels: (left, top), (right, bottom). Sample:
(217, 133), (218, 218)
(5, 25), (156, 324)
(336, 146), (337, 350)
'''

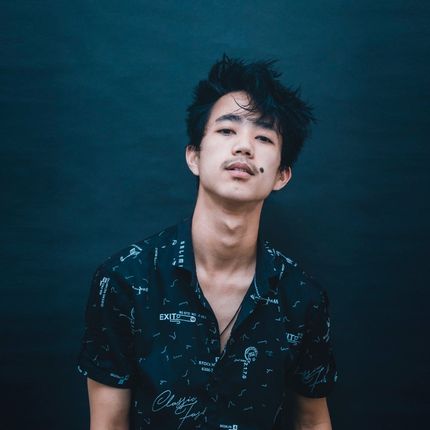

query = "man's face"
(186, 91), (291, 205)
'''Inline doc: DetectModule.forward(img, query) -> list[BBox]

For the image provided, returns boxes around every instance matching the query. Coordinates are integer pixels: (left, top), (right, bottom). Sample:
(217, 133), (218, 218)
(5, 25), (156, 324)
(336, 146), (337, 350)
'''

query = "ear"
(272, 166), (292, 191)
(185, 145), (200, 176)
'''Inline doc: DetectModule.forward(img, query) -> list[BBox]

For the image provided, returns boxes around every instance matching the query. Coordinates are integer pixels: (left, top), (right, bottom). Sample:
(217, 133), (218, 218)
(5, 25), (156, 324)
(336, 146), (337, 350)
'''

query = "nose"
(231, 132), (254, 157)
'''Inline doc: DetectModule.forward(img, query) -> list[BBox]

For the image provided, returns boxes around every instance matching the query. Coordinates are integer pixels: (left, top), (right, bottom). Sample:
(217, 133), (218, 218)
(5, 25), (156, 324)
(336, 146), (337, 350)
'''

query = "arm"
(294, 394), (332, 430)
(87, 377), (131, 430)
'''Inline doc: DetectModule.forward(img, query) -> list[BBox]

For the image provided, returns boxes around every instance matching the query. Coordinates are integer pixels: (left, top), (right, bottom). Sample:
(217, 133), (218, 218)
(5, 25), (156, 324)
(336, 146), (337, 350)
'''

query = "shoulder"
(95, 220), (180, 277)
(267, 241), (328, 310)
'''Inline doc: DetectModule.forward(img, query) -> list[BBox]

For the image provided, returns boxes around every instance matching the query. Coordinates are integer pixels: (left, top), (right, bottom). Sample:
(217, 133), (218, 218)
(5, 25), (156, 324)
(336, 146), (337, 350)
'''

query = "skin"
(294, 395), (332, 430)
(87, 91), (331, 429)
(186, 91), (291, 352)
(87, 378), (130, 430)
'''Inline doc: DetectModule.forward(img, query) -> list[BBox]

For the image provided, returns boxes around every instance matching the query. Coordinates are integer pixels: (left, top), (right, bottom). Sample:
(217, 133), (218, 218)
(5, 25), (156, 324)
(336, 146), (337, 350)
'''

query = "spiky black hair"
(186, 54), (315, 170)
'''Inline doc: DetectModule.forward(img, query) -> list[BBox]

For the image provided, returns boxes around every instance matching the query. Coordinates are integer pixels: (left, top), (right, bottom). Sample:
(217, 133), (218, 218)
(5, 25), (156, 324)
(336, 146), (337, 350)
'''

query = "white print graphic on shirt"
(109, 372), (130, 385)
(152, 389), (207, 430)
(131, 284), (149, 295)
(159, 310), (197, 324)
(234, 346), (258, 379)
(220, 424), (239, 429)
(285, 332), (304, 346)
(99, 277), (110, 308)
(250, 294), (279, 305)
(119, 307), (142, 335)
(119, 244), (143, 262)
(270, 247), (298, 266)
(323, 318), (331, 342)
(300, 365), (329, 392)
(198, 356), (219, 373)
(177, 240), (186, 267)
(250, 277), (278, 305)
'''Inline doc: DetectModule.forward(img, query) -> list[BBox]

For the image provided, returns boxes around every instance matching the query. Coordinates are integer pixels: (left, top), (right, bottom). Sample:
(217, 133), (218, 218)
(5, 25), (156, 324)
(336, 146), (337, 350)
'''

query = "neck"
(191, 190), (263, 277)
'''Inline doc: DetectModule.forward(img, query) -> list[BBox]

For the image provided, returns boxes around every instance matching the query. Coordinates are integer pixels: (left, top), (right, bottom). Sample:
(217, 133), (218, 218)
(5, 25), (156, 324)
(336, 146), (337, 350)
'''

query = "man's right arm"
(87, 378), (131, 430)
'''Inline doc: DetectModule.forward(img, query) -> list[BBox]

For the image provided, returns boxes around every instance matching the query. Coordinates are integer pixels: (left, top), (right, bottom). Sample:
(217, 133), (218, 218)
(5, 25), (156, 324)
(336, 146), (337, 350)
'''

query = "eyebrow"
(214, 113), (277, 132)
(215, 113), (243, 123)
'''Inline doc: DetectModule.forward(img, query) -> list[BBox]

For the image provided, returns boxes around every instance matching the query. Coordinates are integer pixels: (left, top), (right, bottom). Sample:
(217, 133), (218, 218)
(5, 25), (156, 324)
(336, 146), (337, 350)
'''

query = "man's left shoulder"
(265, 240), (327, 304)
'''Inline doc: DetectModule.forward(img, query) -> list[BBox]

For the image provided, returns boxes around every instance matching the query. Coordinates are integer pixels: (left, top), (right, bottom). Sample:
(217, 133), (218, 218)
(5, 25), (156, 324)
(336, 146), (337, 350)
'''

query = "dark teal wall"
(2, 1), (429, 428)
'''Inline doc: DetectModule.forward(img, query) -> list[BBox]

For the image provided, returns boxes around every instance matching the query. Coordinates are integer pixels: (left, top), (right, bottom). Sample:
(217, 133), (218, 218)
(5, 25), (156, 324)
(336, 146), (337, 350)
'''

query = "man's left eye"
(256, 135), (274, 144)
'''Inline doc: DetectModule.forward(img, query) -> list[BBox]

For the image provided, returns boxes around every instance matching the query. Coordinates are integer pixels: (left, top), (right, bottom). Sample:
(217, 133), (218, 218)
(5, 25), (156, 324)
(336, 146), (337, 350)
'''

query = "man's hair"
(186, 54), (315, 171)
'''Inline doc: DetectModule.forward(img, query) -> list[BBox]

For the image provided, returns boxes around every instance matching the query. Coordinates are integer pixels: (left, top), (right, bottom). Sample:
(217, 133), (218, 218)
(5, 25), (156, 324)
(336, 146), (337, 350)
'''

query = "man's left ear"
(272, 167), (292, 191)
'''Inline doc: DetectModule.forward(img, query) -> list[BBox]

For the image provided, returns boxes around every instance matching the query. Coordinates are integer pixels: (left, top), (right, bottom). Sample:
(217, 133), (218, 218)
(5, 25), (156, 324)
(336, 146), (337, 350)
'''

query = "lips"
(226, 162), (255, 176)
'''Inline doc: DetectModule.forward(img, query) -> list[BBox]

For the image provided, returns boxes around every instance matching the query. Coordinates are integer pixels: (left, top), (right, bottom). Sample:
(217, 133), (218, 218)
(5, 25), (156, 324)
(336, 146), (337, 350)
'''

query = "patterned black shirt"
(77, 215), (337, 430)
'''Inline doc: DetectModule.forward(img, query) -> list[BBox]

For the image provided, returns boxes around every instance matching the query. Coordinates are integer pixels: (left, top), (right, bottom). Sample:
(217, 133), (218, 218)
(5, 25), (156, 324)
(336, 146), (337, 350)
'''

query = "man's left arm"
(294, 394), (331, 430)
(289, 286), (337, 429)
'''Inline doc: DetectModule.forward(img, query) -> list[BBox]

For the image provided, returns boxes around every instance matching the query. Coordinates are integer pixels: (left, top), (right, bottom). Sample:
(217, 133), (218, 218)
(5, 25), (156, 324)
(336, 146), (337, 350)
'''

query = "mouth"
(225, 162), (255, 176)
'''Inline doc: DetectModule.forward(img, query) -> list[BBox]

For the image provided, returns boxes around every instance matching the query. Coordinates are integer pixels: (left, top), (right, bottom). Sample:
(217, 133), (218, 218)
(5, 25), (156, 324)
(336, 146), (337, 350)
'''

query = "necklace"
(219, 303), (242, 336)
(196, 280), (243, 337)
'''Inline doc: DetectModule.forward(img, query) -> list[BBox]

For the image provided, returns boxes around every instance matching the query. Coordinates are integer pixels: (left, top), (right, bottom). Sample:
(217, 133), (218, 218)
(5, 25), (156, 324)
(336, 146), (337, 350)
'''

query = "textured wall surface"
(2, 1), (429, 428)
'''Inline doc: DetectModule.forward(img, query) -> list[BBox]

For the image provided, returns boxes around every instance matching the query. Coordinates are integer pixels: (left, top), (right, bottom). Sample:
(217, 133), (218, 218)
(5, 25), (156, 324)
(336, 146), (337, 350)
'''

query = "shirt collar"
(171, 215), (196, 274)
(171, 214), (283, 294)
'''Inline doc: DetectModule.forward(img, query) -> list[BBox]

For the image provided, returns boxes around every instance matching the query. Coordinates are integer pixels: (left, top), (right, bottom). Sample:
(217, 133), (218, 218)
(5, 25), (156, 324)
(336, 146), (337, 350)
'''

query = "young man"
(77, 55), (337, 430)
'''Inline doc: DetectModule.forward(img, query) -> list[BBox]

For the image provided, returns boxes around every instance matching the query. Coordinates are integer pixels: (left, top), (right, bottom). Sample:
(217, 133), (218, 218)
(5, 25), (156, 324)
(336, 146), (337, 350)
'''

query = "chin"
(214, 189), (266, 205)
(200, 181), (268, 203)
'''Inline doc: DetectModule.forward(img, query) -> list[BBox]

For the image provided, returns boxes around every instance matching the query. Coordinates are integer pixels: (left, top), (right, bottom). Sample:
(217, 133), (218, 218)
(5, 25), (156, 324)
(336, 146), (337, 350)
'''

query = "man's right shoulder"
(94, 220), (182, 275)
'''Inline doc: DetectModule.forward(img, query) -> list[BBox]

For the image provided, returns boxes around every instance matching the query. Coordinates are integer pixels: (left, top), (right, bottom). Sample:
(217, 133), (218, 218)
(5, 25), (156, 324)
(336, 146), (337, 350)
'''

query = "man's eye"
(217, 129), (235, 135)
(256, 135), (274, 144)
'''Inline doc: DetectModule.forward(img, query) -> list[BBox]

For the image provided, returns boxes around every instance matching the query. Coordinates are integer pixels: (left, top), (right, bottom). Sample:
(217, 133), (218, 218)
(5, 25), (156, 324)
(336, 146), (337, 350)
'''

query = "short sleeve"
(77, 264), (137, 388)
(290, 289), (338, 398)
